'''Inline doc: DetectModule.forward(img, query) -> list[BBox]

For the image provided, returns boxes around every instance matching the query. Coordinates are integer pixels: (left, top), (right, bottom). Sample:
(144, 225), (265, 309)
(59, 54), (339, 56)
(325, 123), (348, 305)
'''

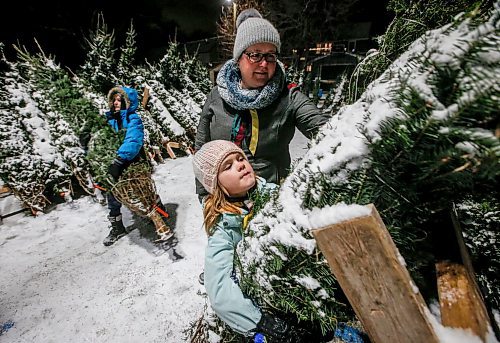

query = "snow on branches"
(237, 3), (500, 333)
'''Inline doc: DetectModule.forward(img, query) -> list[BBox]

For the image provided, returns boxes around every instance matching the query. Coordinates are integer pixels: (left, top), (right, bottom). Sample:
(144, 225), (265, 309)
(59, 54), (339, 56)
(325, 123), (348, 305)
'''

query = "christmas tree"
(14, 43), (100, 197)
(142, 81), (194, 145)
(348, 0), (492, 102)
(116, 20), (137, 86)
(183, 52), (212, 97)
(140, 41), (208, 144)
(0, 49), (74, 211)
(78, 12), (117, 94)
(151, 40), (210, 131)
(226, 3), (498, 337)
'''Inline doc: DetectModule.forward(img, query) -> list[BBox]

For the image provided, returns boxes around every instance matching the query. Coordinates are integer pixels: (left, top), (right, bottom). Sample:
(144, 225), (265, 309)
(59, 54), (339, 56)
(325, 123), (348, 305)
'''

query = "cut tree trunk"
(312, 204), (439, 343)
(141, 87), (150, 108)
(436, 261), (490, 341)
(432, 203), (496, 341)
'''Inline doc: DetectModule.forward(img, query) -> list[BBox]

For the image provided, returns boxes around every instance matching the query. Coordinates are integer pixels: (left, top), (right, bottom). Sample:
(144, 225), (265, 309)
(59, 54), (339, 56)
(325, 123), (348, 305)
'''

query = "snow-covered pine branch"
(235, 3), (500, 334)
(0, 60), (71, 211)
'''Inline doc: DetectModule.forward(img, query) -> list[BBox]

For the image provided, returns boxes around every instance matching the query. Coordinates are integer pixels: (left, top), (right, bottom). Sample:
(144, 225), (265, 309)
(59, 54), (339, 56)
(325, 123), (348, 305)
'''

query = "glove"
(108, 157), (126, 181)
(255, 312), (293, 343)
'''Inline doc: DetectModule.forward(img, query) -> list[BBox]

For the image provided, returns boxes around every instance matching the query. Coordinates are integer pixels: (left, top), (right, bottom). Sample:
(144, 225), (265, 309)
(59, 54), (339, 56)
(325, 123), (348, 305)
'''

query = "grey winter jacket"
(195, 85), (330, 196)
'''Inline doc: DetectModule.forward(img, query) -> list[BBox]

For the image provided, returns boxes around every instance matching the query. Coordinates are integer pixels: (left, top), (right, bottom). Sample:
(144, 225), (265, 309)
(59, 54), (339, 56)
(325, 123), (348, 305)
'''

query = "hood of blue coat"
(123, 87), (138, 113)
(107, 86), (139, 114)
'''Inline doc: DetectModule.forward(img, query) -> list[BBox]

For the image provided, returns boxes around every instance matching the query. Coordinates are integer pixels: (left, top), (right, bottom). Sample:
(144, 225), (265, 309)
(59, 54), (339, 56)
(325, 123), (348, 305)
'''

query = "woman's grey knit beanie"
(233, 8), (281, 60)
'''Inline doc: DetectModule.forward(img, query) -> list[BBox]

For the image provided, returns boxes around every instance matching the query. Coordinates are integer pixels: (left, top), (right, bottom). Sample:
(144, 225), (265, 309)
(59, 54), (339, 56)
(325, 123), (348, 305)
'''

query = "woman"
(195, 8), (330, 199)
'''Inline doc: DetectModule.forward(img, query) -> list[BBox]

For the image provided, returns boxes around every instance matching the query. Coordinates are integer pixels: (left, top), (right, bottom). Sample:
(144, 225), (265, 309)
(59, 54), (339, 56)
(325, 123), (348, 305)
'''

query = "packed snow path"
(0, 131), (308, 342)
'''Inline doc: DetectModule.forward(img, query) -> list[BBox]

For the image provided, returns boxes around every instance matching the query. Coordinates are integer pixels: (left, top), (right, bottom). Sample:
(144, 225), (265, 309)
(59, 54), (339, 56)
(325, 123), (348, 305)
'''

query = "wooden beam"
(312, 204), (439, 343)
(141, 87), (150, 109)
(447, 204), (499, 340)
(0, 185), (11, 196)
(437, 262), (490, 341)
(163, 141), (180, 159)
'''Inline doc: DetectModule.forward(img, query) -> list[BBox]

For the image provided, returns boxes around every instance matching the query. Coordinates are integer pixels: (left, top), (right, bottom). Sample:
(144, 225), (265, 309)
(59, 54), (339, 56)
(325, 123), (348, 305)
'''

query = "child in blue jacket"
(103, 86), (172, 246)
(192, 140), (294, 342)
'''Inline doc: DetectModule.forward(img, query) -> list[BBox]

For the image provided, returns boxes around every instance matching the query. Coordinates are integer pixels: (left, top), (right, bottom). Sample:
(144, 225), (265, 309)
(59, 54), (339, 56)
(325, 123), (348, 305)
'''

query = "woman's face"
(218, 152), (255, 197)
(238, 42), (277, 89)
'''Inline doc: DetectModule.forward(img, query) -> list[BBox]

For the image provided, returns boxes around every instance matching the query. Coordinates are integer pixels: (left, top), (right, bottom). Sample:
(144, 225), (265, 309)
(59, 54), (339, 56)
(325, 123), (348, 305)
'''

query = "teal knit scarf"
(216, 59), (285, 111)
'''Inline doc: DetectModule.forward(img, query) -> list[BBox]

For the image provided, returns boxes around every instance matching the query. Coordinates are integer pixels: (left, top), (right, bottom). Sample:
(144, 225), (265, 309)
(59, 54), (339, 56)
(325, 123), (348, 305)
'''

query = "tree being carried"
(98, 86), (173, 246)
(193, 3), (499, 342)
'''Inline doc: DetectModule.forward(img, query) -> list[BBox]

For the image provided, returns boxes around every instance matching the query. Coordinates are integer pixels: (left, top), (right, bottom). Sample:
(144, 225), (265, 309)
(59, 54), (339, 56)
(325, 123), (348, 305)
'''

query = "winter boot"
(103, 214), (127, 246)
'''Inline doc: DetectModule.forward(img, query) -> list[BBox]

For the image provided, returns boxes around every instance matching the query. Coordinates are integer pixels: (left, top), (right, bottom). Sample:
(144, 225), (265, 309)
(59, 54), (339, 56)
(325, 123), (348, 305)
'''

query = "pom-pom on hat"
(233, 8), (281, 60)
(193, 140), (247, 194)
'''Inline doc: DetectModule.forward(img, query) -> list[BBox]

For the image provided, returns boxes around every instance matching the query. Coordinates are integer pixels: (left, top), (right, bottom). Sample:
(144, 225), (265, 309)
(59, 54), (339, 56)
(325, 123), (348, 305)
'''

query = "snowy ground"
(0, 131), (308, 342)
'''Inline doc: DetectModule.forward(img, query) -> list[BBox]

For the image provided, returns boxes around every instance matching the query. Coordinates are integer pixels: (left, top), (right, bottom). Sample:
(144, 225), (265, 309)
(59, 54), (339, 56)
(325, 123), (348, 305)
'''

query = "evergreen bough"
(14, 44), (99, 195)
(0, 52), (76, 210)
(1, 11), (213, 209)
(348, 0), (493, 103)
(234, 4), (499, 335)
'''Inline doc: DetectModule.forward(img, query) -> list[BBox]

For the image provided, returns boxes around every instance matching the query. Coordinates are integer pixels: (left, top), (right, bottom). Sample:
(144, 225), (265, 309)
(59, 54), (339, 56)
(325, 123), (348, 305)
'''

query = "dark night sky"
(0, 0), (391, 70)
(0, 0), (222, 69)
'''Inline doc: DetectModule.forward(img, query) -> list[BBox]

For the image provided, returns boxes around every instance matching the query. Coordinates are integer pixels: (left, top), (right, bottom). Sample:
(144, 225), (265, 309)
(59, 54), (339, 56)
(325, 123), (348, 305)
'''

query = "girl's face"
(113, 94), (122, 111)
(238, 42), (277, 89)
(218, 152), (255, 197)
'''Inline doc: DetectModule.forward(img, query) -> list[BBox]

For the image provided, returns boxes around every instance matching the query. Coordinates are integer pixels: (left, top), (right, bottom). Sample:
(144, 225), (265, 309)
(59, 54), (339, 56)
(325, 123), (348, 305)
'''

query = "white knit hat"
(233, 8), (281, 60)
(193, 140), (247, 194)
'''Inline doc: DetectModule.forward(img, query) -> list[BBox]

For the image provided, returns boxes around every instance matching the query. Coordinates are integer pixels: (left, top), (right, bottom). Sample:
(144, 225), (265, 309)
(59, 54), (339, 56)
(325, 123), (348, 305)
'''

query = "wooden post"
(436, 262), (490, 341)
(432, 204), (498, 341)
(163, 141), (180, 159)
(312, 204), (439, 343)
(141, 87), (150, 108)
(0, 185), (11, 196)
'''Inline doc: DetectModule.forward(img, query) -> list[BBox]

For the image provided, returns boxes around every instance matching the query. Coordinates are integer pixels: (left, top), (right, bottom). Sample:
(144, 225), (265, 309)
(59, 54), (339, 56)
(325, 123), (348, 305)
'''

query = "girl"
(192, 140), (294, 342)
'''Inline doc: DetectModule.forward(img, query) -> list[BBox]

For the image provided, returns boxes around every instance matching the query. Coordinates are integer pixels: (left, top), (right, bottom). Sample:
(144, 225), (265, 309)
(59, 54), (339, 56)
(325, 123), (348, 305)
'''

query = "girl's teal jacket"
(204, 177), (276, 336)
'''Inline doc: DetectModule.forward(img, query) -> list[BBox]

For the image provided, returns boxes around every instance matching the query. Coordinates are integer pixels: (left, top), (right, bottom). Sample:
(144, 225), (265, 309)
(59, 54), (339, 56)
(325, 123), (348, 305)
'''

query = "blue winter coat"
(204, 177), (277, 336)
(105, 86), (144, 161)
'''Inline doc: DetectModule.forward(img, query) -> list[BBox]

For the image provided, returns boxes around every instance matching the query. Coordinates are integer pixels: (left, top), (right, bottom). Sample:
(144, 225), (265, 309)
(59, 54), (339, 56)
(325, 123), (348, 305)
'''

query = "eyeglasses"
(243, 51), (278, 63)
